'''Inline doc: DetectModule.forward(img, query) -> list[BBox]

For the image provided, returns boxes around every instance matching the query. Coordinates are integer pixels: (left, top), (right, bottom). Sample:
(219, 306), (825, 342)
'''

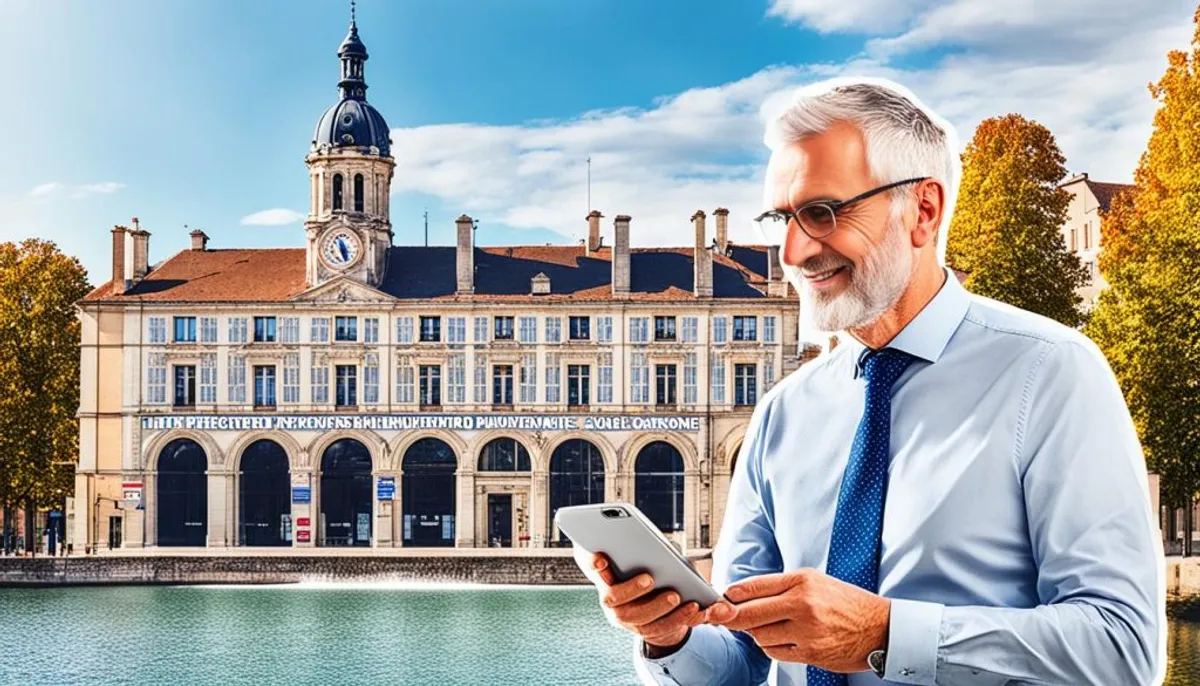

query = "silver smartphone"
(555, 502), (724, 608)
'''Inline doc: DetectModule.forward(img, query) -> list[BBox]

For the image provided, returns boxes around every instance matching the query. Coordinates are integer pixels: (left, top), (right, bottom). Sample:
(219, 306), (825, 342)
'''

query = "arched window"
(402, 438), (458, 547)
(353, 174), (364, 212)
(156, 438), (208, 546)
(549, 439), (605, 545)
(478, 438), (531, 472)
(332, 174), (344, 211)
(319, 438), (372, 546)
(238, 439), (290, 547)
(635, 441), (684, 532)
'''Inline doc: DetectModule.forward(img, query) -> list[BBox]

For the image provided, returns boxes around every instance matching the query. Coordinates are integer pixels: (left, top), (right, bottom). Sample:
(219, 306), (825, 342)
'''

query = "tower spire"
(337, 1), (369, 101)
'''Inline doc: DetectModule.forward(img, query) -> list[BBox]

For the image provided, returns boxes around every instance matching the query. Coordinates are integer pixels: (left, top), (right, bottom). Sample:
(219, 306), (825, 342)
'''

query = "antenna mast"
(424, 209), (429, 247)
(587, 156), (592, 212)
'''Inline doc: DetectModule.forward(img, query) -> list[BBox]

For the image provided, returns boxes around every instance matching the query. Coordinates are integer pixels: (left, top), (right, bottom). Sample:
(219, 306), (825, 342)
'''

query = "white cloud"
(70, 182), (125, 199)
(766, 0), (925, 33)
(27, 182), (64, 198)
(385, 2), (1193, 249)
(27, 181), (125, 199)
(240, 208), (305, 226)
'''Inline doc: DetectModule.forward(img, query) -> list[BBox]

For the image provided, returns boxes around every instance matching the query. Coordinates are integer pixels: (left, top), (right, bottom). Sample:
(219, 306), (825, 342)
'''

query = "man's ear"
(910, 179), (944, 249)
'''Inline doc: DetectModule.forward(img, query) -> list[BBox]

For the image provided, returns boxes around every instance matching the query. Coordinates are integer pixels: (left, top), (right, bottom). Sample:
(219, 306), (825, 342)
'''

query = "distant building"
(1058, 172), (1135, 308)
(70, 14), (801, 553)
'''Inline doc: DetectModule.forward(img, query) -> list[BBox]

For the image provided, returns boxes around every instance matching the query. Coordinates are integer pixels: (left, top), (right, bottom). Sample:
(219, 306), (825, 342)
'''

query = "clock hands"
(337, 237), (350, 262)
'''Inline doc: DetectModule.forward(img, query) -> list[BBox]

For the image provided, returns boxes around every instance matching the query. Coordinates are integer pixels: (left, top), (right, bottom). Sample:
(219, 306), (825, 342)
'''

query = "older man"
(580, 79), (1164, 685)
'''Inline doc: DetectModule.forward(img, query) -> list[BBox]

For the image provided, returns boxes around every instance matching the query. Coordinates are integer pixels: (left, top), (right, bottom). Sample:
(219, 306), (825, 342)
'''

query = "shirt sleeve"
(633, 391), (782, 685)
(883, 339), (1166, 685)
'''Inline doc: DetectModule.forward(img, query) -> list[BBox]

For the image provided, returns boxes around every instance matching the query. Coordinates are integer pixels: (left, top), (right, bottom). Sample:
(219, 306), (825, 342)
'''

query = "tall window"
(228, 317), (248, 344)
(420, 316), (441, 342)
(544, 317), (562, 344)
(282, 353), (300, 403)
(396, 316), (414, 344)
(473, 354), (488, 403)
(597, 316), (614, 343)
(681, 316), (698, 343)
(396, 356), (414, 403)
(629, 317), (649, 343)
(148, 317), (167, 344)
(253, 316), (276, 342)
(279, 317), (300, 343)
(311, 317), (330, 343)
(254, 365), (276, 407)
(518, 316), (538, 344)
(569, 316), (590, 340)
(447, 354), (466, 403)
(335, 365), (357, 407)
(364, 317), (379, 344)
(654, 316), (676, 341)
(173, 317), (196, 343)
(655, 364), (677, 406)
(146, 353), (167, 404)
(734, 363), (757, 406)
(227, 355), (246, 403)
(545, 353), (561, 403)
(199, 354), (217, 404)
(597, 353), (613, 404)
(733, 316), (757, 341)
(763, 316), (777, 344)
(474, 316), (488, 343)
(353, 173), (364, 212)
(419, 365), (441, 406)
(712, 316), (728, 344)
(1070, 227), (1078, 251)
(311, 352), (328, 404)
(335, 316), (358, 342)
(683, 353), (698, 405)
(710, 353), (726, 404)
(199, 317), (218, 343)
(494, 316), (515, 340)
(630, 351), (649, 403)
(520, 353), (537, 403)
(173, 365), (196, 406)
(333, 173), (344, 211)
(567, 365), (590, 406)
(493, 364), (514, 405)
(447, 317), (466, 345)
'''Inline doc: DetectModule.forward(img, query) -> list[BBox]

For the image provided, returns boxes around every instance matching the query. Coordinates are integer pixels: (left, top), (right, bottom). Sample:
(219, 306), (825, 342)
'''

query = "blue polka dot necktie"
(807, 348), (917, 686)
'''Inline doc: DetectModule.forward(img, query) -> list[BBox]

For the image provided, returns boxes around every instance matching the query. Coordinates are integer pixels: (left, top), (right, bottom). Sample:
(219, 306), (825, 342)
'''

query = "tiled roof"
(1085, 180), (1135, 212)
(82, 243), (784, 304)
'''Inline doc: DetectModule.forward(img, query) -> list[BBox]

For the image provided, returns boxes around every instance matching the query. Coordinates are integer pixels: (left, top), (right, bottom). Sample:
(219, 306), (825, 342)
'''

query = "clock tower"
(304, 6), (395, 289)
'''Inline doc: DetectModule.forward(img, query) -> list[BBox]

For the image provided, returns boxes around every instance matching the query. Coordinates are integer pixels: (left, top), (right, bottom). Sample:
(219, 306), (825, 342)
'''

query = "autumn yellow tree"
(0, 239), (90, 552)
(946, 114), (1089, 327)
(1084, 7), (1200, 522)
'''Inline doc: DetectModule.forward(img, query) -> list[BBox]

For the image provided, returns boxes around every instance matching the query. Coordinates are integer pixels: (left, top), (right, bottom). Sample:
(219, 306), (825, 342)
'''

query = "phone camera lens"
(601, 508), (624, 518)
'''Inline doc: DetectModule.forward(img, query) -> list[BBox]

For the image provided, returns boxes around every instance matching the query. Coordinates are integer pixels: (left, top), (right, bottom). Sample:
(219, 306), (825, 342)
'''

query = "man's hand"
(709, 568), (890, 673)
(573, 547), (736, 654)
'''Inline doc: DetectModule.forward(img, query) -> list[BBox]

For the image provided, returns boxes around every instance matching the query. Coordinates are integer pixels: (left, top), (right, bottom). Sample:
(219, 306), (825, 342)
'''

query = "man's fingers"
(636, 601), (703, 641)
(611, 588), (683, 627)
(723, 569), (809, 603)
(745, 619), (794, 648)
(712, 595), (796, 631)
(601, 572), (657, 607)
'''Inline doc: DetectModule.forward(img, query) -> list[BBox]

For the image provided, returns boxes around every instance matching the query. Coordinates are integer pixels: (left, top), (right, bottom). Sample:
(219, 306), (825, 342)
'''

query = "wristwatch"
(867, 649), (886, 677)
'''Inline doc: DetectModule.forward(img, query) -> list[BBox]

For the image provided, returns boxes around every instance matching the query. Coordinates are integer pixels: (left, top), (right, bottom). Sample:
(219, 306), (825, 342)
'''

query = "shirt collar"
(842, 267), (970, 376)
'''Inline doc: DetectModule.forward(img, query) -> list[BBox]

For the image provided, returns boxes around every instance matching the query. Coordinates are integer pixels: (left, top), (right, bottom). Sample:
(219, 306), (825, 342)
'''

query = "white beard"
(786, 216), (915, 333)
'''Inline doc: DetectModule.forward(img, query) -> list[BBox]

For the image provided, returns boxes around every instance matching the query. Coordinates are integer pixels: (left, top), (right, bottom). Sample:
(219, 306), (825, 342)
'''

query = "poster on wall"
(377, 477), (395, 501)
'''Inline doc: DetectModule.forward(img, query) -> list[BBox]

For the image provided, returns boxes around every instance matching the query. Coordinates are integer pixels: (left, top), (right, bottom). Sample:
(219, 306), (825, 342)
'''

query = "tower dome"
(312, 9), (391, 156)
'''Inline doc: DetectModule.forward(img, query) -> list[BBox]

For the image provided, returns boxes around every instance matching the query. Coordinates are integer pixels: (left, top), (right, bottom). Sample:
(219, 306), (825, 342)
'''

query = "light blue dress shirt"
(635, 268), (1165, 685)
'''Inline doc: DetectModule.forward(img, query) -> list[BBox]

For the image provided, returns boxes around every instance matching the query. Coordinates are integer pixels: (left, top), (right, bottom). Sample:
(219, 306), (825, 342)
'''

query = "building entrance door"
(487, 494), (512, 547)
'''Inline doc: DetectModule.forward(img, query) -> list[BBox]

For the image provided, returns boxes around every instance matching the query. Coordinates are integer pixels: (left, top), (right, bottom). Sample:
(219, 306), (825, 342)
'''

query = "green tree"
(1084, 7), (1200, 518)
(946, 114), (1089, 327)
(0, 239), (90, 552)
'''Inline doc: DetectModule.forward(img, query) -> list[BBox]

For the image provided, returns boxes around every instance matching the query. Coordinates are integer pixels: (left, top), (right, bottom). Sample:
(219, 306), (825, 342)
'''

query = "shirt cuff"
(634, 624), (722, 685)
(884, 597), (944, 685)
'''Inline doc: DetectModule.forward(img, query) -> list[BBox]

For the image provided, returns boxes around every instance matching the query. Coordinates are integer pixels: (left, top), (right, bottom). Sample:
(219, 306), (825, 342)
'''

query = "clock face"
(322, 230), (360, 269)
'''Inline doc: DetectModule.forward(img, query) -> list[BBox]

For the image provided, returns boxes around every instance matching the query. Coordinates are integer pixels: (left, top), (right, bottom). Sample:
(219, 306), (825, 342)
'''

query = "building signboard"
(139, 413), (702, 433)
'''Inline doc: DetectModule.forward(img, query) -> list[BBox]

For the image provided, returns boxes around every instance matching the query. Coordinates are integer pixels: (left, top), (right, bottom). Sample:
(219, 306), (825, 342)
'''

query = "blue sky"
(0, 0), (1191, 286)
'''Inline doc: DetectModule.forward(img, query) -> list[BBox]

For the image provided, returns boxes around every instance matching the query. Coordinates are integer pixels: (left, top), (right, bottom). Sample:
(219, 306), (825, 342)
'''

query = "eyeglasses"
(753, 177), (930, 244)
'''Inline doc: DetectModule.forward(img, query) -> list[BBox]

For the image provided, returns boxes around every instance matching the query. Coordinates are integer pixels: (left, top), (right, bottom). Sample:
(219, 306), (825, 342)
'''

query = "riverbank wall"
(0, 554), (594, 587)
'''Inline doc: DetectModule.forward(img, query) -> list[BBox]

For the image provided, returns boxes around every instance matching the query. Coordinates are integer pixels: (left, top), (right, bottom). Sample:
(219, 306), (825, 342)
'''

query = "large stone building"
(1058, 172), (1135, 308)
(70, 16), (803, 554)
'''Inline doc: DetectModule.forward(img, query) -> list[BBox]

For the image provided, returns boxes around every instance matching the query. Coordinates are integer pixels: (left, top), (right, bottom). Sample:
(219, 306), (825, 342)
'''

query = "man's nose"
(781, 223), (823, 266)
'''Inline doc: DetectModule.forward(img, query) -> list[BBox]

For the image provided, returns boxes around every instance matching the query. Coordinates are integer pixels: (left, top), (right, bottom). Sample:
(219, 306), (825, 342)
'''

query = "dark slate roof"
(82, 244), (783, 303)
(1086, 180), (1135, 212)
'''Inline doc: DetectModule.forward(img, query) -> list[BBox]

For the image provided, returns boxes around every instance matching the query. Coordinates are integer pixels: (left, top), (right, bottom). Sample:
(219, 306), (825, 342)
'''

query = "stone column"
(375, 472), (397, 547)
(292, 471), (315, 548)
(531, 471), (548, 547)
(207, 472), (229, 547)
(456, 470), (476, 547)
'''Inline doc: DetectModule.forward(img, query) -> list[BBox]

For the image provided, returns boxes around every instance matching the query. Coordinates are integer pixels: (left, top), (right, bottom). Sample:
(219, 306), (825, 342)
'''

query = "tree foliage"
(1084, 7), (1200, 508)
(946, 113), (1089, 328)
(0, 239), (90, 511)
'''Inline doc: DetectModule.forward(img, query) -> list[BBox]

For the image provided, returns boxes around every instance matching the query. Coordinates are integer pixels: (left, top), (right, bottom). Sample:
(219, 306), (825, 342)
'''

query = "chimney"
(190, 228), (209, 251)
(129, 217), (150, 281)
(714, 207), (729, 254)
(612, 215), (631, 297)
(456, 214), (474, 295)
(766, 245), (788, 297)
(692, 210), (712, 298)
(586, 210), (603, 255)
(110, 225), (129, 295)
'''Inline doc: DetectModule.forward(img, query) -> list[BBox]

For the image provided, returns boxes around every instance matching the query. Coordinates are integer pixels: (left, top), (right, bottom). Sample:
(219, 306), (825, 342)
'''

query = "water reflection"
(1167, 616), (1200, 685)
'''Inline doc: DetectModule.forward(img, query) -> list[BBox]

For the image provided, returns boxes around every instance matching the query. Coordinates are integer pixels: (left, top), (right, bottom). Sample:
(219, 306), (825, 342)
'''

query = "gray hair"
(763, 78), (958, 261)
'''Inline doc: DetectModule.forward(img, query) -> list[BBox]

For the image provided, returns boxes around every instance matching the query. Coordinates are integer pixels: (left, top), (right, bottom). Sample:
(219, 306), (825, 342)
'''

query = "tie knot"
(859, 347), (916, 389)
